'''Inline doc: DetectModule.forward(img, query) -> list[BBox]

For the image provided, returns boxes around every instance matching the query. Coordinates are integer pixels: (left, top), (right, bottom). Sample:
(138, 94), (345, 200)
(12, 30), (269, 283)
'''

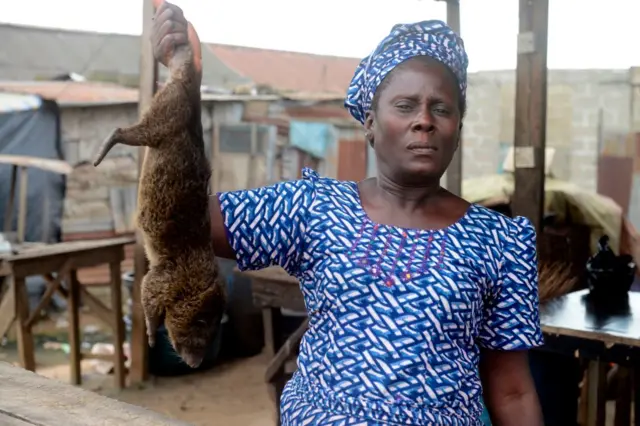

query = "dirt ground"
(0, 287), (276, 426)
(1, 347), (276, 426)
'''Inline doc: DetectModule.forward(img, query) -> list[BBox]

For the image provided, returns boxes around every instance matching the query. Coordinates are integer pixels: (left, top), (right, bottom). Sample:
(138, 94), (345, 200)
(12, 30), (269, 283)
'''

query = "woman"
(152, 3), (544, 425)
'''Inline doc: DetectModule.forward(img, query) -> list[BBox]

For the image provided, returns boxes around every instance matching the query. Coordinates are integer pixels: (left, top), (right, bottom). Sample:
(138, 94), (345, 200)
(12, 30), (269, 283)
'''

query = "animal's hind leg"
(92, 126), (151, 167)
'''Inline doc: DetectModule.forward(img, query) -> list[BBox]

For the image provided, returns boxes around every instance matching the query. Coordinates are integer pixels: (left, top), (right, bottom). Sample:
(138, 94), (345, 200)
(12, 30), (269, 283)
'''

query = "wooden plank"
(129, 0), (158, 385)
(0, 411), (34, 425)
(14, 276), (35, 371)
(265, 317), (309, 383)
(248, 123), (258, 188)
(0, 278), (15, 338)
(10, 246), (124, 278)
(0, 155), (72, 175)
(0, 361), (191, 426)
(510, 0), (549, 232)
(1, 237), (134, 262)
(3, 165), (17, 233)
(67, 270), (81, 385)
(16, 166), (28, 243)
(109, 261), (126, 390)
(444, 0), (462, 196)
(237, 266), (299, 286)
(109, 188), (127, 234)
(586, 361), (607, 426)
(123, 185), (137, 231)
(210, 113), (221, 193)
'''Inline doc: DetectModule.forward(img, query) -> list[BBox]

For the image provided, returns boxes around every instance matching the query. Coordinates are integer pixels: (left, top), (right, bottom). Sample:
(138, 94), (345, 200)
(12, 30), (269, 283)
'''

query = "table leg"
(613, 366), (631, 426)
(110, 261), (126, 390)
(262, 307), (282, 358)
(13, 275), (35, 371)
(67, 270), (81, 385)
(586, 360), (607, 426)
(633, 367), (639, 426)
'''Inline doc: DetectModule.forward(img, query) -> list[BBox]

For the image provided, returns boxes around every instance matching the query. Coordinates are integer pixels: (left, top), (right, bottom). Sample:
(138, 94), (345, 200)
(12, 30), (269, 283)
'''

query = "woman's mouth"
(407, 144), (437, 155)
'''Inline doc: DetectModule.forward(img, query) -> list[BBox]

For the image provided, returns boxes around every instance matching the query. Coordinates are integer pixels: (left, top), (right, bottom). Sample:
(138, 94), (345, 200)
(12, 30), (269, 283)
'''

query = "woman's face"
(365, 56), (462, 184)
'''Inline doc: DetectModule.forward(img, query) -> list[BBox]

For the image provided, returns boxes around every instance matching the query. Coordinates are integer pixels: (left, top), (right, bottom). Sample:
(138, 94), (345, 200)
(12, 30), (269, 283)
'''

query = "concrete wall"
(460, 68), (632, 193)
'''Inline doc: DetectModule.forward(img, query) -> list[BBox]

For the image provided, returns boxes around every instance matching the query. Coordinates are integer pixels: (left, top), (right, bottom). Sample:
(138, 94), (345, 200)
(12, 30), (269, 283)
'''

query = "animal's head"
(164, 281), (226, 369)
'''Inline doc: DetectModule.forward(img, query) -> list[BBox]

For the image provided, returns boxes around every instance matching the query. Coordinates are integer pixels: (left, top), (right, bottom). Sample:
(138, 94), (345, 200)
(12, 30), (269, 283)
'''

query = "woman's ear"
(364, 112), (375, 147)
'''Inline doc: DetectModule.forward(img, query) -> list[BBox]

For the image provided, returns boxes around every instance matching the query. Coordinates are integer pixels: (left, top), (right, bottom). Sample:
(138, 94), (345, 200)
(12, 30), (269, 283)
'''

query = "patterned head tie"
(344, 20), (469, 125)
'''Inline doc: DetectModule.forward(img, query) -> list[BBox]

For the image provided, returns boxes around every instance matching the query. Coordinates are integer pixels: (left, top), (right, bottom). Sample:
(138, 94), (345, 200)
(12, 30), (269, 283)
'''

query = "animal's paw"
(140, 275), (166, 348)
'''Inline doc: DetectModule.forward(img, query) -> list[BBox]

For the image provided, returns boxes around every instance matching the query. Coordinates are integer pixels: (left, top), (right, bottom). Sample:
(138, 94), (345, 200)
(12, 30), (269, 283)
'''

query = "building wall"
(459, 68), (632, 193)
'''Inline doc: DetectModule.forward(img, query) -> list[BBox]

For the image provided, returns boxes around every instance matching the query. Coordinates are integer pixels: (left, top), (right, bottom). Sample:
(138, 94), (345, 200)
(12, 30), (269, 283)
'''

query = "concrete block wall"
(461, 69), (632, 193)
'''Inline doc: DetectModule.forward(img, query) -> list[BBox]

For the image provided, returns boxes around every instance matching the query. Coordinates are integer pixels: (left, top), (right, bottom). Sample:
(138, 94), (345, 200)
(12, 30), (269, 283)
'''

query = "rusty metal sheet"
(597, 155), (633, 215)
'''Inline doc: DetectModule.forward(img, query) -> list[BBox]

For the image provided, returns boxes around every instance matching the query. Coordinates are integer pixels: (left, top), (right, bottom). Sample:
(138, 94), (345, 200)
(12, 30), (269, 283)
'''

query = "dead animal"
(92, 10), (225, 368)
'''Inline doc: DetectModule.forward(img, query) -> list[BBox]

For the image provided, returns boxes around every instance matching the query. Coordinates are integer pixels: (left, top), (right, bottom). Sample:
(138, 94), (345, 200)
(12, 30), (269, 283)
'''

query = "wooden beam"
(129, 0), (158, 385)
(440, 0), (462, 196)
(511, 0), (549, 233)
(0, 155), (72, 175)
(0, 361), (191, 426)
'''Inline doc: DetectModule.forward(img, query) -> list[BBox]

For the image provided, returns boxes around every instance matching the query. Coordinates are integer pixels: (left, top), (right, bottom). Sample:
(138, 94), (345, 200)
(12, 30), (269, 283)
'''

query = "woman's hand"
(151, 0), (190, 67)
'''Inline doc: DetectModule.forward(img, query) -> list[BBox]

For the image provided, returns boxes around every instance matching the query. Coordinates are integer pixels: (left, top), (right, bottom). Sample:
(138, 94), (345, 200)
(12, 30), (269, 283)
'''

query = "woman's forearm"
(480, 349), (544, 426)
(485, 390), (543, 426)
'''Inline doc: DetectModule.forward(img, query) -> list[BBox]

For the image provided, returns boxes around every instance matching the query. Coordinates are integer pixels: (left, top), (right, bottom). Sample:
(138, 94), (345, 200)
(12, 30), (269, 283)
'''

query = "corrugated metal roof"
(207, 43), (361, 95)
(0, 80), (282, 106)
(0, 91), (42, 113)
(0, 23), (250, 91)
(0, 81), (137, 105)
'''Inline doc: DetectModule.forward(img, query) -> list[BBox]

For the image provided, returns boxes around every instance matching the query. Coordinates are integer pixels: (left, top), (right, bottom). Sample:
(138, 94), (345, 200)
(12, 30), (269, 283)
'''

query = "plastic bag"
(585, 235), (636, 297)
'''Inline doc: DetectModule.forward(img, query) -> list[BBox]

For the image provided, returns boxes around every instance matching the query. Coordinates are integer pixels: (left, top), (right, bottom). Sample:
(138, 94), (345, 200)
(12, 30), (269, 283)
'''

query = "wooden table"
(235, 266), (305, 424)
(0, 360), (191, 426)
(238, 266), (304, 357)
(540, 289), (640, 426)
(0, 236), (135, 390)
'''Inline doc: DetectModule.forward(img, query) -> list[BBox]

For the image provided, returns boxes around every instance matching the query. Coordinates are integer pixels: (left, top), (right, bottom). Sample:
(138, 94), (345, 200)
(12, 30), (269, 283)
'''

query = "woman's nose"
(412, 109), (435, 133)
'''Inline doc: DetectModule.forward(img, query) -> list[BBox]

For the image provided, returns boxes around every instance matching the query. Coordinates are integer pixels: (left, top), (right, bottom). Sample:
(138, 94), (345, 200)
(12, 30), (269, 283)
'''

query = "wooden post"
(209, 107), (221, 193)
(129, 0), (158, 385)
(435, 0), (462, 195)
(511, 0), (549, 233)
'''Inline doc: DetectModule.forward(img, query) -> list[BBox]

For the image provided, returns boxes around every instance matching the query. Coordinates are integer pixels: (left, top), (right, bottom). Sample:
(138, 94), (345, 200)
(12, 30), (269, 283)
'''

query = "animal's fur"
(92, 11), (225, 368)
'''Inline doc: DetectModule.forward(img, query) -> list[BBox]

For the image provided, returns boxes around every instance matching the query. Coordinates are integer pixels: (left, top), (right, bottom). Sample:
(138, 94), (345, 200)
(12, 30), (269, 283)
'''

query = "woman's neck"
(373, 173), (443, 211)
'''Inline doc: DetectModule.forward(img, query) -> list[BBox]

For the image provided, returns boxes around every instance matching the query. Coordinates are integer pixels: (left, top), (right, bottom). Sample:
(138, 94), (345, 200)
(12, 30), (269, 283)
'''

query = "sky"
(3, 0), (639, 72)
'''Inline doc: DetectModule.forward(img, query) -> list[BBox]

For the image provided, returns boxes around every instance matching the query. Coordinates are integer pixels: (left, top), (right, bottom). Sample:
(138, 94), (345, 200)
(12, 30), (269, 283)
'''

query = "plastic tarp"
(0, 99), (65, 243)
(462, 173), (623, 256)
(0, 95), (66, 311)
(289, 121), (335, 159)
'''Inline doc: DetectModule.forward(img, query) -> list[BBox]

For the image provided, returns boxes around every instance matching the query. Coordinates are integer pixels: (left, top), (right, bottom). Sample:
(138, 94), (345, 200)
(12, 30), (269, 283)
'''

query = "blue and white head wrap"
(345, 20), (469, 125)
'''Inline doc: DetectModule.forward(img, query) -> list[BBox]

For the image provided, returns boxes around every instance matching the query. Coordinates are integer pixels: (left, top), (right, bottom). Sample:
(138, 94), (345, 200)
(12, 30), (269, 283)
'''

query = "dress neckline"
(348, 180), (475, 234)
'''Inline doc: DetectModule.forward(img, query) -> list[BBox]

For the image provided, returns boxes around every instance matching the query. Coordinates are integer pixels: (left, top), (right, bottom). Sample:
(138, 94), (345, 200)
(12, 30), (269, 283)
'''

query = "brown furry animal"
(92, 10), (225, 368)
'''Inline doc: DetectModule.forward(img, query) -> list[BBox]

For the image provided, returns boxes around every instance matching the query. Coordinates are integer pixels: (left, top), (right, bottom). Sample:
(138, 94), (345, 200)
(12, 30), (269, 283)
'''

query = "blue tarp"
(289, 121), (335, 159)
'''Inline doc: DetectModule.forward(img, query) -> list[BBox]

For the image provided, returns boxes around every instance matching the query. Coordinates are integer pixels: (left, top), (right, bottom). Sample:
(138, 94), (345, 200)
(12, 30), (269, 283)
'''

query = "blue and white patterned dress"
(218, 168), (544, 425)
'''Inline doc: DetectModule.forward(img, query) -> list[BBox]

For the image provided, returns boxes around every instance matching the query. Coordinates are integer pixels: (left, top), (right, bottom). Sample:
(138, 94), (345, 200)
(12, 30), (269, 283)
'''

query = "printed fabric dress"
(217, 168), (544, 426)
